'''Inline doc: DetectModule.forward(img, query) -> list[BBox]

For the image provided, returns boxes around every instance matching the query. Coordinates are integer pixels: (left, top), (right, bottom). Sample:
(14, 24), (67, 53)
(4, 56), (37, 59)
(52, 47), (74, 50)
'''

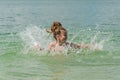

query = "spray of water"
(19, 26), (51, 54)
(19, 26), (105, 56)
(90, 31), (104, 50)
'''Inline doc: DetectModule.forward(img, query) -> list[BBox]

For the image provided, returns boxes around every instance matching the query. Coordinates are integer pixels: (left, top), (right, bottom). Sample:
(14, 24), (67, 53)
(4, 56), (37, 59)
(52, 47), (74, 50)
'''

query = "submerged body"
(48, 41), (93, 51)
(33, 41), (93, 52)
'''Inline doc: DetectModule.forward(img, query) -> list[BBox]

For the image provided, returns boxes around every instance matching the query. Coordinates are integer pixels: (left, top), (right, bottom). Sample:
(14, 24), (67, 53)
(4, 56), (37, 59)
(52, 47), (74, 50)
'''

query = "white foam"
(19, 26), (51, 54)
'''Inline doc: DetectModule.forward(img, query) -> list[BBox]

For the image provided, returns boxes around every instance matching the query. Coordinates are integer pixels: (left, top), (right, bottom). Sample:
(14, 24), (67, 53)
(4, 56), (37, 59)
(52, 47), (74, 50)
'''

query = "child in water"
(46, 21), (92, 51)
(34, 21), (93, 51)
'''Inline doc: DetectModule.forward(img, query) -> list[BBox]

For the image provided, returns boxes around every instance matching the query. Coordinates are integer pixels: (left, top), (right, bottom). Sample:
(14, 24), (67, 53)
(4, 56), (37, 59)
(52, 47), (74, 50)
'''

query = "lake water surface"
(0, 0), (120, 80)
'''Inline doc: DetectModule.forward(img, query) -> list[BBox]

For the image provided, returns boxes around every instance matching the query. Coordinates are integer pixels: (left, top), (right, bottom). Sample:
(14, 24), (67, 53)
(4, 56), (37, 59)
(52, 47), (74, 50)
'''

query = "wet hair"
(50, 21), (62, 33)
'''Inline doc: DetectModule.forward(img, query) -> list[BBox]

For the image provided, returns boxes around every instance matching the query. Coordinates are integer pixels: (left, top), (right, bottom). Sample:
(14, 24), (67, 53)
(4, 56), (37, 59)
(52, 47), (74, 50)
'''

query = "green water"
(0, 0), (120, 80)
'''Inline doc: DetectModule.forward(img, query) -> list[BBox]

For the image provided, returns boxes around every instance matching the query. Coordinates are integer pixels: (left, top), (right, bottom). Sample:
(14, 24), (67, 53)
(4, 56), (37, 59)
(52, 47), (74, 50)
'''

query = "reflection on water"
(41, 55), (68, 80)
(51, 65), (66, 80)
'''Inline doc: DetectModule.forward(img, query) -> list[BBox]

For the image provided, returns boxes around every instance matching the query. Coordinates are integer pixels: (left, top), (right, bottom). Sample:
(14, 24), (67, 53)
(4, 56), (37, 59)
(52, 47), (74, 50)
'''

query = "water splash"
(19, 26), (52, 55)
(19, 26), (106, 56)
(90, 32), (104, 50)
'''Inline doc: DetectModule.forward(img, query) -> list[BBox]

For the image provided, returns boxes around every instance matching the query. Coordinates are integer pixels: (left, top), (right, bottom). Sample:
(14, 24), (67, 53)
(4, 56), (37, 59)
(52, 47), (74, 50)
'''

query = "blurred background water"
(0, 0), (120, 80)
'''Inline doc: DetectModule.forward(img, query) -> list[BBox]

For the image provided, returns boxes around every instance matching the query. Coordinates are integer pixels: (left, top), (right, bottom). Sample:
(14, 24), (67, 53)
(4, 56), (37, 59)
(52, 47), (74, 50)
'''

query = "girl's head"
(50, 21), (62, 33)
(46, 21), (63, 33)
